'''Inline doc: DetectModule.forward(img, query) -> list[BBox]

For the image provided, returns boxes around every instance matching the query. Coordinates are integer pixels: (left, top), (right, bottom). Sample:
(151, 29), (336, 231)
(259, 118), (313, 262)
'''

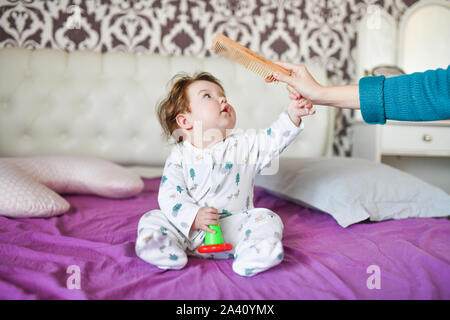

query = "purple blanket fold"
(0, 178), (449, 299)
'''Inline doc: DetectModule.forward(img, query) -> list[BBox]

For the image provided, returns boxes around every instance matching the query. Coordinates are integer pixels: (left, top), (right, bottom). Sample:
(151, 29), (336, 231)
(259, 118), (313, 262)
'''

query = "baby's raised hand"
(192, 207), (220, 233)
(287, 96), (315, 126)
(289, 96), (315, 117)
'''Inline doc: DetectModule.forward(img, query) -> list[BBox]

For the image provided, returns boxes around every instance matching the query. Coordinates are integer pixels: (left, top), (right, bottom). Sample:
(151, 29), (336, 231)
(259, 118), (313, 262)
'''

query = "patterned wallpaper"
(0, 0), (419, 156)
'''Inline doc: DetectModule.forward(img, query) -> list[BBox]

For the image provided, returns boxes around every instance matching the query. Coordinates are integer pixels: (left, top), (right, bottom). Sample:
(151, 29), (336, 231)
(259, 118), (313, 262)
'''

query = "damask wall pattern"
(0, 0), (418, 155)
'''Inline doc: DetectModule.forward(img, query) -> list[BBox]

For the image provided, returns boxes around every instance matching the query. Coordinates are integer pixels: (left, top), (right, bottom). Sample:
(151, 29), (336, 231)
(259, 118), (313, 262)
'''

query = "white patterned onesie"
(135, 111), (303, 276)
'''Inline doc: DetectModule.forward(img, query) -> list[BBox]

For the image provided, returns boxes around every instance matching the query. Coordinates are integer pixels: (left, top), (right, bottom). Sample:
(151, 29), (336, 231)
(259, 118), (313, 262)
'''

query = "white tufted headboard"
(0, 47), (333, 174)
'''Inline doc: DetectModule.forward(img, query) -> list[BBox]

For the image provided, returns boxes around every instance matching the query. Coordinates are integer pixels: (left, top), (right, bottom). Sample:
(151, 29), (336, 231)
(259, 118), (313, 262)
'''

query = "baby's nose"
(219, 96), (227, 103)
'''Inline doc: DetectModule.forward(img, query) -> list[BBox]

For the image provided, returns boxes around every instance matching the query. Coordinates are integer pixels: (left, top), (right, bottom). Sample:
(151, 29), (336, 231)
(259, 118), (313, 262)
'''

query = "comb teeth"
(211, 33), (290, 81)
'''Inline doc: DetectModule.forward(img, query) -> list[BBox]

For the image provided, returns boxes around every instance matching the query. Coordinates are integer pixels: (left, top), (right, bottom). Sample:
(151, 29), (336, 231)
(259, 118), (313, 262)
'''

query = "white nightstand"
(351, 116), (450, 194)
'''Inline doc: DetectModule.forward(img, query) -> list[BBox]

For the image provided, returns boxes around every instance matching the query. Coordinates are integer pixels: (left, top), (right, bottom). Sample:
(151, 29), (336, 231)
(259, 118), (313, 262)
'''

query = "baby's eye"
(203, 93), (211, 98)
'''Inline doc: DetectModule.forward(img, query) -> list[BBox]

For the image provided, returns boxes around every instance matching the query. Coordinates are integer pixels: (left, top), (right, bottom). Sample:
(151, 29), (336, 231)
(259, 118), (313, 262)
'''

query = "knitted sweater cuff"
(359, 75), (386, 124)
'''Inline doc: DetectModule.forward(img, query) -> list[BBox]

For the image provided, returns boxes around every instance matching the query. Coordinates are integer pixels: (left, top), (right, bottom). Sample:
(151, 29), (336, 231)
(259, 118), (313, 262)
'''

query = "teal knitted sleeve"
(359, 65), (450, 124)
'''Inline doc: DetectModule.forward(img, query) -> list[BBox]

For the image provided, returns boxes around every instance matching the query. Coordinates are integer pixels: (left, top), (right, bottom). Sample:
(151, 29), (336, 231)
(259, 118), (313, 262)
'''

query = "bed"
(1, 177), (449, 300)
(1, 2), (449, 300)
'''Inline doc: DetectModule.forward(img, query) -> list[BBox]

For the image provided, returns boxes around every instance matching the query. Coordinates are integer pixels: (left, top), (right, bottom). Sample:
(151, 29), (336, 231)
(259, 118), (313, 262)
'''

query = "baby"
(135, 72), (314, 277)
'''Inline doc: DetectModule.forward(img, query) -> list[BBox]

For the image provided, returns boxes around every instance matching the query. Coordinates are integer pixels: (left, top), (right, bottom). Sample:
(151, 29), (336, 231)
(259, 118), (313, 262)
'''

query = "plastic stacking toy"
(198, 224), (232, 253)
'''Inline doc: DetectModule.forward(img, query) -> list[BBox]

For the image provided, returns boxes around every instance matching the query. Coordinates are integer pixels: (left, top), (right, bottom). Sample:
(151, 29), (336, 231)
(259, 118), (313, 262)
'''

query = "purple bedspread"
(1, 177), (449, 300)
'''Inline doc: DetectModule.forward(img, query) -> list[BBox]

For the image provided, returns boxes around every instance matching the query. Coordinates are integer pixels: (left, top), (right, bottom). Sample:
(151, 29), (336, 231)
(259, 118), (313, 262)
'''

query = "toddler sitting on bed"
(135, 72), (314, 276)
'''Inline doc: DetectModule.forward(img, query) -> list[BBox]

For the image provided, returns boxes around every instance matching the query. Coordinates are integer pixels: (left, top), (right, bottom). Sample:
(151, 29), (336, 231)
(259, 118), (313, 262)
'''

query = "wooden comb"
(211, 33), (290, 81)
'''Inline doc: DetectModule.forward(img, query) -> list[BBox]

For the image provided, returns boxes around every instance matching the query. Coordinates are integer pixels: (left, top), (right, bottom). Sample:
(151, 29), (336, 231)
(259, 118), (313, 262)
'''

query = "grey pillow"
(255, 157), (450, 227)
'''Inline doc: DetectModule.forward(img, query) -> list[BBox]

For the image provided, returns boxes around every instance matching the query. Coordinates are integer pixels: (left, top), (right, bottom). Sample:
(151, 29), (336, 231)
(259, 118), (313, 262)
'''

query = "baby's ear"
(176, 113), (193, 130)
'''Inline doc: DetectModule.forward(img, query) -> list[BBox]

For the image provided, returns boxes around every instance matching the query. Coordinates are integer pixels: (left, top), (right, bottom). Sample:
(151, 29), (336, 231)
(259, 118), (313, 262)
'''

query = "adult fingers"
(287, 84), (301, 97)
(273, 61), (298, 72)
(273, 70), (297, 88)
(289, 93), (298, 100)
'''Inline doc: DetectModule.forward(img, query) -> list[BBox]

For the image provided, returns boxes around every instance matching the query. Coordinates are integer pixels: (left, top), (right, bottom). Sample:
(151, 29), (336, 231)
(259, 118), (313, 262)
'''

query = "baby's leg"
(232, 208), (284, 277)
(135, 210), (188, 270)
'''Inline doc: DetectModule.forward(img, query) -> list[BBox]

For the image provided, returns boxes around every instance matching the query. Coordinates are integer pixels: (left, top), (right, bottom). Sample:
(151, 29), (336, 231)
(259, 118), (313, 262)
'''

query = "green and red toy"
(198, 224), (232, 253)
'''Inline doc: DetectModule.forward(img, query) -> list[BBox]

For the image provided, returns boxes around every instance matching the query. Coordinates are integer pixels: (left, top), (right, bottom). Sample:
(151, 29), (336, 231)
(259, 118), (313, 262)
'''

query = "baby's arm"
(245, 108), (305, 173)
(158, 147), (203, 239)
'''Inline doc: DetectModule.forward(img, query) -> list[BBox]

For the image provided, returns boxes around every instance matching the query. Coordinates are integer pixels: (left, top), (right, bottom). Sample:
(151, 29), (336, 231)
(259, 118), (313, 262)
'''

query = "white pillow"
(255, 157), (450, 228)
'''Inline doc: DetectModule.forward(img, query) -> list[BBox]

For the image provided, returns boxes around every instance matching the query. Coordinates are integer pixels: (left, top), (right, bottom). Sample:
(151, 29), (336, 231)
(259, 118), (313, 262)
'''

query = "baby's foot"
(232, 238), (284, 277)
(136, 229), (187, 270)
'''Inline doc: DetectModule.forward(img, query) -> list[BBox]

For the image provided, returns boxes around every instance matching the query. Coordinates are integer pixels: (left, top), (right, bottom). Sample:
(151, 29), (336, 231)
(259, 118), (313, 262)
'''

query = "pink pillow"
(0, 161), (70, 218)
(6, 156), (145, 198)
(0, 156), (144, 218)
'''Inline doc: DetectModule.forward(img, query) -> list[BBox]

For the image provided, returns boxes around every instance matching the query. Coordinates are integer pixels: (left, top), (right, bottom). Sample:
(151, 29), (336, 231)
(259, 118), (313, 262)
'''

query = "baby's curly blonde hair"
(157, 72), (225, 142)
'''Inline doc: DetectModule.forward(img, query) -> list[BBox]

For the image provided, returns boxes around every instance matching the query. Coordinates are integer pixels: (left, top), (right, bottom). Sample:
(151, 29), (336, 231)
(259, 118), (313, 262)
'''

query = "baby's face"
(186, 80), (236, 133)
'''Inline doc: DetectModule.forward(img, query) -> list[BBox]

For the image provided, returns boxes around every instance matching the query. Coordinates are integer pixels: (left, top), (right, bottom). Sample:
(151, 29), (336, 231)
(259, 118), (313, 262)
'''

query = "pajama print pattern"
(136, 111), (303, 276)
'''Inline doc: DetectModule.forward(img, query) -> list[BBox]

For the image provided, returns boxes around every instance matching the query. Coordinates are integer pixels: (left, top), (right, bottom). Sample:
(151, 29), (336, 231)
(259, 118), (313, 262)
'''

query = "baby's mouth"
(221, 104), (231, 113)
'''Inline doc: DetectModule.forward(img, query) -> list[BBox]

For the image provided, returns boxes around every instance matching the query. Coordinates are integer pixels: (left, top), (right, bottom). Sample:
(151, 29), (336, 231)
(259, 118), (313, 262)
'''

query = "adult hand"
(266, 62), (323, 103)
(266, 61), (361, 110)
